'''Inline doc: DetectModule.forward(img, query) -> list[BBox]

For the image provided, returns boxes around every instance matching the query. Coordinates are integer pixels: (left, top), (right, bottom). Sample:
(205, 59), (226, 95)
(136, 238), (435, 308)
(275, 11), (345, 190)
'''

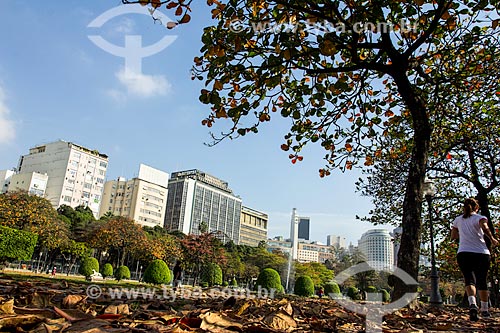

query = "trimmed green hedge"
(101, 263), (113, 278)
(200, 263), (223, 286)
(347, 286), (360, 300)
(294, 275), (315, 297)
(79, 257), (99, 278)
(380, 289), (391, 302)
(143, 260), (171, 285)
(255, 268), (284, 293)
(115, 265), (131, 281)
(324, 282), (341, 297)
(0, 226), (38, 263)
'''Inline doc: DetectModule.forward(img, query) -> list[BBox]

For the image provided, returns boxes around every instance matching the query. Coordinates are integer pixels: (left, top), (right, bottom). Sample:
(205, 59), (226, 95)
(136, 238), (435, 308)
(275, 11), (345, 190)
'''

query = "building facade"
(100, 164), (169, 228)
(298, 216), (310, 240)
(8, 172), (48, 197)
(358, 229), (394, 270)
(0, 170), (15, 193)
(266, 239), (334, 263)
(164, 169), (242, 244)
(327, 234), (347, 249)
(298, 242), (335, 263)
(17, 140), (108, 217)
(239, 206), (268, 246)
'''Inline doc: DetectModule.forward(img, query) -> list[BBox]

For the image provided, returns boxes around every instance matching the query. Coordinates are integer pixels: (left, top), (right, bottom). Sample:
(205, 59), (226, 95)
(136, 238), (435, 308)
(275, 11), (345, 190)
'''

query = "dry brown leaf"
(430, 322), (453, 331)
(64, 318), (129, 333)
(200, 311), (243, 331)
(0, 314), (44, 330)
(263, 310), (297, 331)
(62, 295), (87, 308)
(30, 292), (53, 308)
(0, 299), (15, 314)
(280, 302), (293, 316)
(103, 304), (130, 315)
(28, 318), (71, 333)
(235, 301), (252, 316)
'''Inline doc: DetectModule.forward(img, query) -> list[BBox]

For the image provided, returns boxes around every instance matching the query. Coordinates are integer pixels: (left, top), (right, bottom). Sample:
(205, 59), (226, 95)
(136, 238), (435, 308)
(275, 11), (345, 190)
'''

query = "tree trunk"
(390, 65), (432, 301)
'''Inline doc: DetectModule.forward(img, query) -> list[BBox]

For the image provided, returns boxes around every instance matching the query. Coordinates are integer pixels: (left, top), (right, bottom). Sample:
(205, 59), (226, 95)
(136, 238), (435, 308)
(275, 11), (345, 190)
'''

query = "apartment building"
(17, 140), (108, 217)
(8, 172), (48, 197)
(100, 164), (169, 228)
(239, 206), (268, 246)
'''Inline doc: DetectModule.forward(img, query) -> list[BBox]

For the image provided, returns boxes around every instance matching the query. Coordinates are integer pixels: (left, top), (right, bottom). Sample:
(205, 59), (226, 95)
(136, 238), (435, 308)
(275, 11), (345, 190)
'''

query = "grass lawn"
(0, 269), (145, 289)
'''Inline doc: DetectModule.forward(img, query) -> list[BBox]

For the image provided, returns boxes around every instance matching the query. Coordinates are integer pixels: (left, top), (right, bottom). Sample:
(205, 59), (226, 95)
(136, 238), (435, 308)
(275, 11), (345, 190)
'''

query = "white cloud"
(106, 89), (127, 104)
(113, 17), (135, 34)
(0, 84), (15, 145)
(115, 68), (171, 98)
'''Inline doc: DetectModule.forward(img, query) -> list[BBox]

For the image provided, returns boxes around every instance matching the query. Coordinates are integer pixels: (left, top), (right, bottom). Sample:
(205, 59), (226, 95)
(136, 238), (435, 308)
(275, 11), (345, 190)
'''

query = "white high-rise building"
(100, 164), (169, 228)
(358, 229), (394, 270)
(17, 140), (108, 217)
(0, 170), (15, 193)
(164, 169), (242, 244)
(327, 234), (347, 249)
(8, 172), (48, 197)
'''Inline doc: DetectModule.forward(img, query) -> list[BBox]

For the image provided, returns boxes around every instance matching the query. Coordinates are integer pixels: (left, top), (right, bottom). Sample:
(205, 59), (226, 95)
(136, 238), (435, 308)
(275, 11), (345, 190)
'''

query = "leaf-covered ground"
(0, 275), (499, 332)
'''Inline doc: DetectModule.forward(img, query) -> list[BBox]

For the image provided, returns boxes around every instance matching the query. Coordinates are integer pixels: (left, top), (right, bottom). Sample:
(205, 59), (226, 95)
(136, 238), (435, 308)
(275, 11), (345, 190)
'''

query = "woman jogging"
(451, 198), (498, 321)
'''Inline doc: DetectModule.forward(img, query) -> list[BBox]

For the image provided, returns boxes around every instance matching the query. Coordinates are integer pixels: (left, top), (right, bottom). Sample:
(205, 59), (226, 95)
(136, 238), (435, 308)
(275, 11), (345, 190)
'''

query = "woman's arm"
(451, 227), (459, 240)
(480, 218), (499, 246)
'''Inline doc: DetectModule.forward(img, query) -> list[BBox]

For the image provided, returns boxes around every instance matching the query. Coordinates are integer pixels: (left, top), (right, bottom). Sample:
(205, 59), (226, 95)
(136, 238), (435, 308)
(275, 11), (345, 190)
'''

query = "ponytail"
(463, 198), (479, 218)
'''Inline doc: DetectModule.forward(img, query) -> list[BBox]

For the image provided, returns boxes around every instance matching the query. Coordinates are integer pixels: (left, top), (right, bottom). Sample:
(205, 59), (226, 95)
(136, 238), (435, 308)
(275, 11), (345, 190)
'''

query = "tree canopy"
(128, 0), (498, 298)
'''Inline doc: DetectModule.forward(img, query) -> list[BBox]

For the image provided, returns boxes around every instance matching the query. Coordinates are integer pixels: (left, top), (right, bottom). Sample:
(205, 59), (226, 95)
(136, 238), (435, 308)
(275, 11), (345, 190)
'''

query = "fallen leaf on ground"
(263, 310), (297, 331)
(0, 299), (14, 314)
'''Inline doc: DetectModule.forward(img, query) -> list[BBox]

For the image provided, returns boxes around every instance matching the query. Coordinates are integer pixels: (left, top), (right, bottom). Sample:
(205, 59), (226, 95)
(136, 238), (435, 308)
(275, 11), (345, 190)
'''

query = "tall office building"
(298, 216), (310, 240)
(327, 235), (347, 249)
(239, 206), (268, 246)
(358, 229), (394, 270)
(100, 164), (168, 228)
(17, 140), (108, 217)
(164, 169), (242, 244)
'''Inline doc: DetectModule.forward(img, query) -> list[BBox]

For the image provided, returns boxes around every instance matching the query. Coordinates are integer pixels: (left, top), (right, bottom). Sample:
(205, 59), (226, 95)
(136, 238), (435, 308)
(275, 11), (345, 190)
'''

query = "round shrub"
(79, 257), (99, 279)
(200, 263), (222, 286)
(347, 286), (360, 300)
(101, 263), (113, 278)
(255, 268), (284, 293)
(222, 281), (229, 287)
(230, 278), (238, 287)
(115, 265), (131, 281)
(143, 260), (171, 285)
(324, 282), (341, 298)
(380, 289), (391, 302)
(294, 276), (315, 297)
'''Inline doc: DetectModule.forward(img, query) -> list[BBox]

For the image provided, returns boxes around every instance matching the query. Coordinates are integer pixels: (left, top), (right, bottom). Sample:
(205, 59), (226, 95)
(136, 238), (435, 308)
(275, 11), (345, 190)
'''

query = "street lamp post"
(37, 252), (42, 273)
(423, 178), (443, 307)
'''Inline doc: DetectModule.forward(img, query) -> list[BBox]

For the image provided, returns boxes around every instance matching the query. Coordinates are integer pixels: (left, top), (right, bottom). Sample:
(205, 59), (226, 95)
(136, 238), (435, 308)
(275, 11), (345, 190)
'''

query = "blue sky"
(0, 1), (395, 245)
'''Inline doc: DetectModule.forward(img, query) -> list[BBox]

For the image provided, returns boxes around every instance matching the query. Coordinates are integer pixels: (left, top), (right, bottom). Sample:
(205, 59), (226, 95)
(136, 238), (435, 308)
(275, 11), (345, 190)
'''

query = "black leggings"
(457, 252), (491, 290)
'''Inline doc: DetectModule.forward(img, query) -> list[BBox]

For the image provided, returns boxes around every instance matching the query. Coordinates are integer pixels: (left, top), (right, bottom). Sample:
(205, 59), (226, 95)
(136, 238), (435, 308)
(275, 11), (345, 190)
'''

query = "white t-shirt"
(452, 213), (490, 254)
